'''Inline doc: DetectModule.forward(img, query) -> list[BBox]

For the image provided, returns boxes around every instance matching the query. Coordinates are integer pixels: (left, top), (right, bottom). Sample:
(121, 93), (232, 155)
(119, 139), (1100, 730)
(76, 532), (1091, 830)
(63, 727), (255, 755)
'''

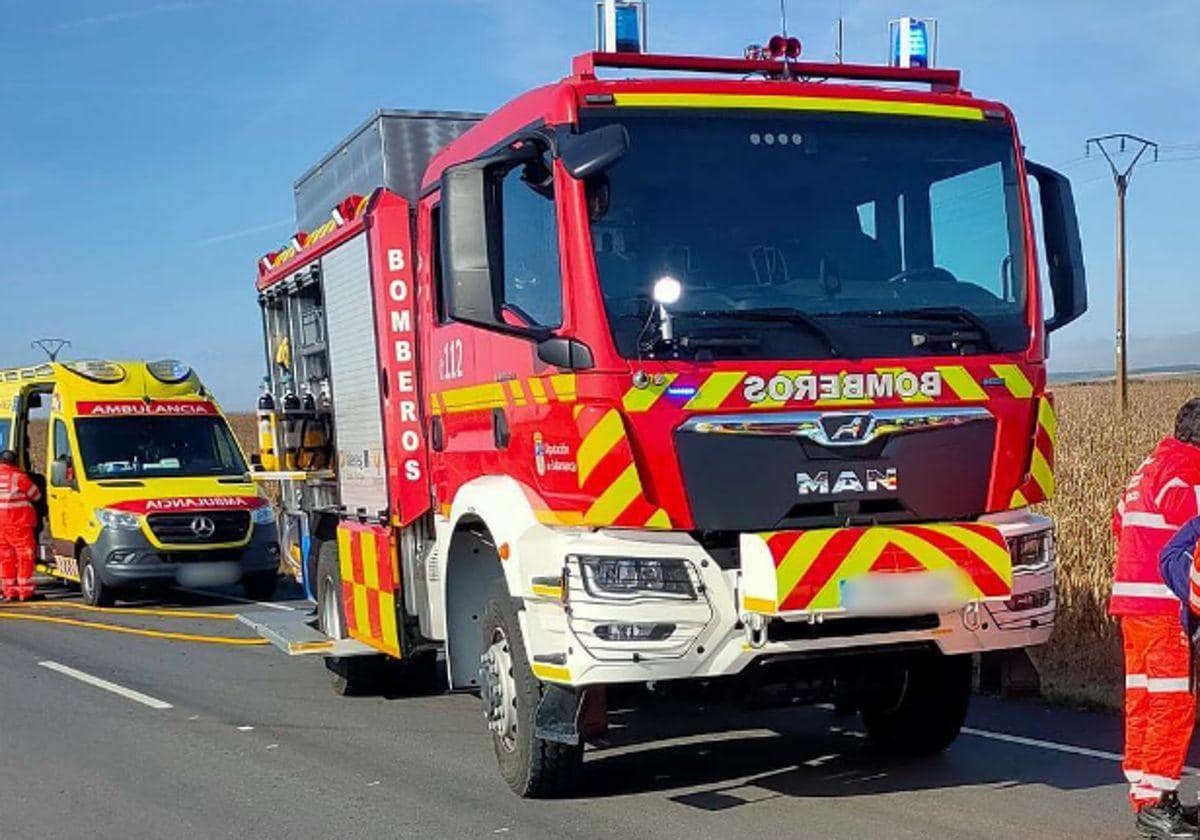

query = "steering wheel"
(885, 266), (958, 289)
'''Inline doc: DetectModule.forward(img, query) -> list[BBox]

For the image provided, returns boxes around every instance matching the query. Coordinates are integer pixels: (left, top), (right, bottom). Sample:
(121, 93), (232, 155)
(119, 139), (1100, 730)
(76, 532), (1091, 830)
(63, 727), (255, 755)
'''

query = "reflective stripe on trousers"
(1122, 615), (1195, 810)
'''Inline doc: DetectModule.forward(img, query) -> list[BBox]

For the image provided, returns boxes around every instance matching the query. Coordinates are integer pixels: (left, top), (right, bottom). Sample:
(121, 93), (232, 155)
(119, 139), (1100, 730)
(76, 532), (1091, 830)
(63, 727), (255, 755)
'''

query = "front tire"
(79, 546), (116, 607)
(860, 653), (972, 756)
(480, 590), (582, 798)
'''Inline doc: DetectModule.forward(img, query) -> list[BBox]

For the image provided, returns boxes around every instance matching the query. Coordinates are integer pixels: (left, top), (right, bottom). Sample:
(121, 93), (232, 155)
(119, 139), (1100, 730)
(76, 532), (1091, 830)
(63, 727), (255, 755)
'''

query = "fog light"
(108, 551), (135, 565)
(1006, 588), (1052, 612)
(593, 622), (675, 642)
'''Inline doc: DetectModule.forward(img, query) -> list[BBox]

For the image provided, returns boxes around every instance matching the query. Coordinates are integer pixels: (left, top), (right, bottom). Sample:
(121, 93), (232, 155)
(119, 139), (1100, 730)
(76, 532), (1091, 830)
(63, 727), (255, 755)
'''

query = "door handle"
(492, 408), (510, 450)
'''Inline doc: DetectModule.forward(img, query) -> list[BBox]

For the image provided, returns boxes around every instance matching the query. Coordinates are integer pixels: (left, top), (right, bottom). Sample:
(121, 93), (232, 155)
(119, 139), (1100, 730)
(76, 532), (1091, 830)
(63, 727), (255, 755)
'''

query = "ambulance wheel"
(242, 572), (278, 602)
(860, 653), (971, 756)
(480, 590), (582, 798)
(79, 547), (115, 608)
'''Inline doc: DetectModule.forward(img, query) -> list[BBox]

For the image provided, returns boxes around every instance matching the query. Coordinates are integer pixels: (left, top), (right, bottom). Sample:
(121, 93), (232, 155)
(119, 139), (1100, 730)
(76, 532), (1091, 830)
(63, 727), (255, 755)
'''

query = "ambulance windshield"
(74, 416), (247, 480)
(581, 109), (1029, 359)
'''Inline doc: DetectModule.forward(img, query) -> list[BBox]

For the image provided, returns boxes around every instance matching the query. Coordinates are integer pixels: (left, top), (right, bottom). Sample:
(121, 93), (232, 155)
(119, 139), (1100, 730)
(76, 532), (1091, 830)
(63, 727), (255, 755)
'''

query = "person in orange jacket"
(0, 450), (40, 602)
(1112, 399), (1200, 839)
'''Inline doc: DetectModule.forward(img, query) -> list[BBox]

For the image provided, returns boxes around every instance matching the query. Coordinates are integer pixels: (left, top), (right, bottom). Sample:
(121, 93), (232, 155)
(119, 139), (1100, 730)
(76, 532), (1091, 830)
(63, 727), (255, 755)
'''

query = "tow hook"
(744, 612), (768, 649)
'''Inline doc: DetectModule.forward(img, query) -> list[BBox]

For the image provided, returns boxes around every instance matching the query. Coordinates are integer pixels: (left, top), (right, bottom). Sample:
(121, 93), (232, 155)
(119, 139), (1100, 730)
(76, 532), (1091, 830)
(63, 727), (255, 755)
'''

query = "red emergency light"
(766, 34), (802, 60)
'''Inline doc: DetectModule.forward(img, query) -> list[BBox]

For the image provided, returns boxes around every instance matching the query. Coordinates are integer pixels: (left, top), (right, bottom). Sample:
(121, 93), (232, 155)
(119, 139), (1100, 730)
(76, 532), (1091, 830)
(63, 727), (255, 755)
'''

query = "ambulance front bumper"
(93, 524), (280, 588)
(517, 510), (1055, 687)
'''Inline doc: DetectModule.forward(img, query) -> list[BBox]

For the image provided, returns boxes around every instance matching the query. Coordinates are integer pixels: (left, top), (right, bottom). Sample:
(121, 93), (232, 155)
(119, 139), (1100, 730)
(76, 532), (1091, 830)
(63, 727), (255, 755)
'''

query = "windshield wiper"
(675, 308), (842, 356)
(832, 306), (999, 353)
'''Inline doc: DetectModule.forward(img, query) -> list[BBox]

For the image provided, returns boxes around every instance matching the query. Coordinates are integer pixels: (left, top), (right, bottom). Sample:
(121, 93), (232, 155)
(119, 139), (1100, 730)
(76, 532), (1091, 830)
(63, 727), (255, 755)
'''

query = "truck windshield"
(74, 416), (247, 480)
(582, 109), (1029, 359)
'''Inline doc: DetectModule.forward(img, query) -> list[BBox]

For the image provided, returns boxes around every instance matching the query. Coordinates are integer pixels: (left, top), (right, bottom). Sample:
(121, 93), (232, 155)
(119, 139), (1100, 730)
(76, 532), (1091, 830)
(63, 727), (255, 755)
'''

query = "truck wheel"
(315, 540), (384, 697)
(860, 653), (972, 756)
(79, 547), (116, 608)
(479, 591), (582, 798)
(242, 572), (278, 602)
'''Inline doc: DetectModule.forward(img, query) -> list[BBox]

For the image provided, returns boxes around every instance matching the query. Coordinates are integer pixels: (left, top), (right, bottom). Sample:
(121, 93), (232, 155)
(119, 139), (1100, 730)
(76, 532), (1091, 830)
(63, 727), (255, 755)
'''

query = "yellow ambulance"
(0, 360), (279, 606)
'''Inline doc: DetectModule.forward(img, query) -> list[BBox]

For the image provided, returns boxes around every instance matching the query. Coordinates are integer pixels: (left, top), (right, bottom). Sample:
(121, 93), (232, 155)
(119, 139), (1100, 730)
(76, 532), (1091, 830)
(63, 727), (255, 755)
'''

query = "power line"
(1085, 133), (1159, 413)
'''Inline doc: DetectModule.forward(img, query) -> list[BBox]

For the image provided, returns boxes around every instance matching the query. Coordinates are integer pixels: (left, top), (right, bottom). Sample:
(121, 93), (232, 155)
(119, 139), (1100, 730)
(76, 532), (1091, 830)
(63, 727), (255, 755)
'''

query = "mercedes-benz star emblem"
(190, 516), (216, 539)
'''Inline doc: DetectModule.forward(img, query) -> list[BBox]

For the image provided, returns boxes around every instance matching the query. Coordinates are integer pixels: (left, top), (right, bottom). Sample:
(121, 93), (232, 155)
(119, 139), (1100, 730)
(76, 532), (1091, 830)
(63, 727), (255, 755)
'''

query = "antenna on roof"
(779, 0), (788, 38)
(31, 338), (70, 362)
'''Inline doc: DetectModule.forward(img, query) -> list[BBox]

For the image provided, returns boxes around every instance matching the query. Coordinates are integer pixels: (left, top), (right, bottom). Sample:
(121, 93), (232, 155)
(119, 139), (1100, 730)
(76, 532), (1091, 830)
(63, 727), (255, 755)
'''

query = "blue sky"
(3, 0), (1198, 407)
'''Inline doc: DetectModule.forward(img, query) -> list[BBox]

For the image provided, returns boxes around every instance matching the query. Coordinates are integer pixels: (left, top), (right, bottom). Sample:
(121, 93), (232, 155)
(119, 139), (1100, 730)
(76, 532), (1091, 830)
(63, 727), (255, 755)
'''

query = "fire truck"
(246, 42), (1086, 796)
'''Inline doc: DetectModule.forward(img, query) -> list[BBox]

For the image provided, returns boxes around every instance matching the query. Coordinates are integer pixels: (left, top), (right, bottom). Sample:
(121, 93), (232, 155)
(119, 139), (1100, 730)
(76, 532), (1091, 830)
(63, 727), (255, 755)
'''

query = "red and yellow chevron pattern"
(573, 405), (671, 528)
(742, 523), (1013, 614)
(1010, 394), (1056, 508)
(337, 522), (401, 657)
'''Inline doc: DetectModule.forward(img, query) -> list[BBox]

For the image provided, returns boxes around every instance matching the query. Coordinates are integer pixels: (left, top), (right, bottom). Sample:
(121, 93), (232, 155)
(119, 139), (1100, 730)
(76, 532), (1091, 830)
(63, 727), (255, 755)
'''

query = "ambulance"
(0, 360), (279, 605)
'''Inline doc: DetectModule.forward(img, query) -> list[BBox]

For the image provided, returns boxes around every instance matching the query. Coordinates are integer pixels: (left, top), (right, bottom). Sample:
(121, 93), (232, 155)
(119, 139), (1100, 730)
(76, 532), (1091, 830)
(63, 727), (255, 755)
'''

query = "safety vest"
(1111, 437), (1200, 617)
(0, 463), (39, 528)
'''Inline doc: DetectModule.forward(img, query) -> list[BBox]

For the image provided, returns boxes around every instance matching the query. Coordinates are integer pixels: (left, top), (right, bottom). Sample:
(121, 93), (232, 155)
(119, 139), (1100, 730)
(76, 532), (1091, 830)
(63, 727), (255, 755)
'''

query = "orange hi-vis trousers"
(0, 523), (36, 601)
(1122, 615), (1196, 810)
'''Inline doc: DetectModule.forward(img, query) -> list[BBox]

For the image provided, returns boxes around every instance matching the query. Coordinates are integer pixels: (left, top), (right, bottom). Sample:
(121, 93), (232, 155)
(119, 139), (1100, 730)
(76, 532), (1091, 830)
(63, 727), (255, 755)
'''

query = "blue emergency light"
(889, 16), (936, 69)
(596, 0), (647, 54)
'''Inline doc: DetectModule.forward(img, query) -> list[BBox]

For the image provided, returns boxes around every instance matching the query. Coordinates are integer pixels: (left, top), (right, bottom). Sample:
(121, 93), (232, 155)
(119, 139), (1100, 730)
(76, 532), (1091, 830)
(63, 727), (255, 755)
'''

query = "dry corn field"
(1034, 376), (1200, 707)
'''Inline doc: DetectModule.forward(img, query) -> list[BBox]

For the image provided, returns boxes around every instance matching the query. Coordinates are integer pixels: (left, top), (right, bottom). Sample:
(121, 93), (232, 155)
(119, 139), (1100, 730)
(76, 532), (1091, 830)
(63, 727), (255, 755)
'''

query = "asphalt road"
(0, 585), (1192, 840)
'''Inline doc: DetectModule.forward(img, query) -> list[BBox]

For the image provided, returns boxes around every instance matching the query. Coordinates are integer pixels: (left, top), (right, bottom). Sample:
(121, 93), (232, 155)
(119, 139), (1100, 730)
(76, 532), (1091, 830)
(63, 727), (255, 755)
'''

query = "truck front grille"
(146, 511), (251, 545)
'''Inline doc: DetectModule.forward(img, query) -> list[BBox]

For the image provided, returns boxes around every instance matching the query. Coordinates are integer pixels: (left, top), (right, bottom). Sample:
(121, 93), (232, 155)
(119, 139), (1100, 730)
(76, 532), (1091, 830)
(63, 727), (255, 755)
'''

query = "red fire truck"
(247, 48), (1085, 796)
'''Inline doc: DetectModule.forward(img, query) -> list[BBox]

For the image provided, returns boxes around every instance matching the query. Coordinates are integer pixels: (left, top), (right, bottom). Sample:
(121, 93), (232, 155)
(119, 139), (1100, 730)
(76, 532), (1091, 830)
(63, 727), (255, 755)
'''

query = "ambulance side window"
(501, 165), (562, 329)
(52, 420), (71, 463)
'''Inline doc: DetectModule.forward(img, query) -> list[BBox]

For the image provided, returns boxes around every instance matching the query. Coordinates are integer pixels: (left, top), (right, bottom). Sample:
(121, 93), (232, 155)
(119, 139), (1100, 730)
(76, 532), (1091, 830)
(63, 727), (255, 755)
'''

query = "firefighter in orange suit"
(1111, 400), (1200, 839)
(0, 450), (40, 601)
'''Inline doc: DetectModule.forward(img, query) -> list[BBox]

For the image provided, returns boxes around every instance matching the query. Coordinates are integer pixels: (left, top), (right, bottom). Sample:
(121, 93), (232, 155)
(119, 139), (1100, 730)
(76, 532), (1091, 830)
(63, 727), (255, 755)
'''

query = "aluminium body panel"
(294, 110), (483, 231)
(321, 231), (389, 516)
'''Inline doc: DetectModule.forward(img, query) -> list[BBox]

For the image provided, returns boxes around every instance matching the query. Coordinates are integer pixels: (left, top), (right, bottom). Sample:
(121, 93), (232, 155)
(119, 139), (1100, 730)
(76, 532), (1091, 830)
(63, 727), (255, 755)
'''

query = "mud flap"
(534, 685), (607, 745)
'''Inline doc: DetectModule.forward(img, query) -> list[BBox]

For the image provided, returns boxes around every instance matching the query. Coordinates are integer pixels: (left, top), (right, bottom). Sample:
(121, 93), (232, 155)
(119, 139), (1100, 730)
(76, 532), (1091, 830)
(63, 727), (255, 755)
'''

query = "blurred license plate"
(839, 570), (967, 616)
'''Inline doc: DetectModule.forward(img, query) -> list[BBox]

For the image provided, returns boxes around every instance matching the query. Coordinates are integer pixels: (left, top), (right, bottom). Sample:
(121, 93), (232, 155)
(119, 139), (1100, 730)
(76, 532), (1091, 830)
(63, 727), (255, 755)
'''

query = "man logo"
(826, 414), (871, 442)
(796, 467), (899, 496)
(190, 516), (217, 540)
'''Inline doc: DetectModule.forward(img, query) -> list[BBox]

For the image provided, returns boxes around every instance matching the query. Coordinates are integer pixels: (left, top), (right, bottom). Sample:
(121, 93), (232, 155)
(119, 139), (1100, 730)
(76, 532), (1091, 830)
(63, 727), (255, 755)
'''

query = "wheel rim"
(480, 626), (519, 753)
(82, 563), (95, 599)
(320, 576), (343, 639)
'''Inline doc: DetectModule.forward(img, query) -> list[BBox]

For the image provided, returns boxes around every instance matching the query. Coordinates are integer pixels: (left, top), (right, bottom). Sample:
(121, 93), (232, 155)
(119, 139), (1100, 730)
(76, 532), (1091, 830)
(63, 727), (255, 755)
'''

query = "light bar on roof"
(63, 360), (127, 384)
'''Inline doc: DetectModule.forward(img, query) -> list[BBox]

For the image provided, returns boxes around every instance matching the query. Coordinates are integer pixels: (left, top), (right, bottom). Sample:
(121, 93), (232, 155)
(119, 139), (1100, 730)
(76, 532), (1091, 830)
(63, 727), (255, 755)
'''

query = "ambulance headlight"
(96, 508), (142, 531)
(573, 556), (697, 600)
(251, 505), (276, 526)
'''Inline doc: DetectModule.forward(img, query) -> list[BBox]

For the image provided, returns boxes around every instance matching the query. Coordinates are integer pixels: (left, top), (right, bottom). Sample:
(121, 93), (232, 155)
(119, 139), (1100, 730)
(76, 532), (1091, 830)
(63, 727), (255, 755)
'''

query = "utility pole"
(31, 338), (70, 362)
(1086, 134), (1158, 412)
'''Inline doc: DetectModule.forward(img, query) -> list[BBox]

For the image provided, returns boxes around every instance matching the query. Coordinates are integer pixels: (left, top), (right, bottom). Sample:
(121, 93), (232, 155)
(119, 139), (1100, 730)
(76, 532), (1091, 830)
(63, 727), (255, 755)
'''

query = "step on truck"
(247, 45), (1086, 796)
(0, 360), (279, 605)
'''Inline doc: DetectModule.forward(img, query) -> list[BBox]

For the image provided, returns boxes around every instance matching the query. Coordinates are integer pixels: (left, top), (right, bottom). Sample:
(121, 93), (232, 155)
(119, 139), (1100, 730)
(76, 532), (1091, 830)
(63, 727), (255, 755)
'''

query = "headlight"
(1009, 530), (1054, 572)
(251, 505), (276, 526)
(574, 556), (697, 600)
(96, 508), (142, 531)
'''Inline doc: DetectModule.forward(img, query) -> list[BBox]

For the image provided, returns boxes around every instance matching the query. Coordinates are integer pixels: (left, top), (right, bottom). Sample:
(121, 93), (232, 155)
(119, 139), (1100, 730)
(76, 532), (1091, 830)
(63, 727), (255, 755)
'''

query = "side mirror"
(440, 145), (544, 337)
(1027, 160), (1087, 333)
(50, 457), (76, 489)
(558, 124), (630, 181)
(249, 453), (263, 471)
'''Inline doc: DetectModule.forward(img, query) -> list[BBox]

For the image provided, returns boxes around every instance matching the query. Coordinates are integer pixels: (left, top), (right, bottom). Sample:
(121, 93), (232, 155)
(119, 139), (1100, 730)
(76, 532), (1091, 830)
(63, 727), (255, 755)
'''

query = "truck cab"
(0, 360), (279, 605)
(251, 49), (1085, 797)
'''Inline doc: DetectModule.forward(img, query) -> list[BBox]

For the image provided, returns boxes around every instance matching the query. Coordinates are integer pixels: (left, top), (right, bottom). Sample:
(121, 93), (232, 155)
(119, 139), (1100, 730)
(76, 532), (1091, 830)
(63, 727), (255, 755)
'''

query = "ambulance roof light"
(63, 360), (127, 384)
(147, 359), (193, 384)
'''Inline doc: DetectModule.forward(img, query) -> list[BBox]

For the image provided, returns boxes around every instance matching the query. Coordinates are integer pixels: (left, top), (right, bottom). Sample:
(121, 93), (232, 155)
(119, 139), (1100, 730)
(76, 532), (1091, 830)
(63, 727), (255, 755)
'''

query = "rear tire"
(860, 653), (971, 756)
(79, 546), (116, 607)
(242, 571), (278, 602)
(480, 589), (582, 798)
(316, 540), (385, 697)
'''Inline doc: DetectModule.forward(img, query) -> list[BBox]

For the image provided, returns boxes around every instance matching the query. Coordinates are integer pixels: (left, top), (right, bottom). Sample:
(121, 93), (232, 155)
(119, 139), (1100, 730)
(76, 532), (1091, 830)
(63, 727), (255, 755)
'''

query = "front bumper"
(517, 510), (1055, 687)
(93, 523), (280, 589)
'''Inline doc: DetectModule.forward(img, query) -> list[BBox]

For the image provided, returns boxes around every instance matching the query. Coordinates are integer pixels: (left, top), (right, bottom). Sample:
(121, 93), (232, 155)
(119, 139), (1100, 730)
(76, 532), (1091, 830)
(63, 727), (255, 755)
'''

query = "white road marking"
(962, 727), (1200, 775)
(38, 661), (173, 710)
(236, 725), (254, 731)
(173, 586), (296, 612)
